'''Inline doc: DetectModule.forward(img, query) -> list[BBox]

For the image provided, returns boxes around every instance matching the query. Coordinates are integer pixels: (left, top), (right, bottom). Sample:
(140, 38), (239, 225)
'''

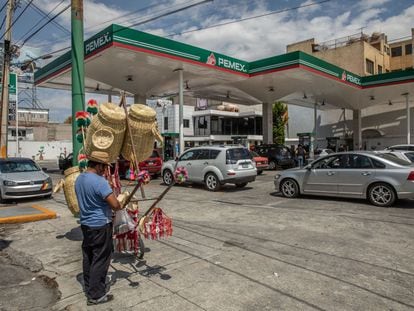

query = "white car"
(376, 150), (414, 163)
(386, 144), (414, 151)
(162, 146), (257, 191)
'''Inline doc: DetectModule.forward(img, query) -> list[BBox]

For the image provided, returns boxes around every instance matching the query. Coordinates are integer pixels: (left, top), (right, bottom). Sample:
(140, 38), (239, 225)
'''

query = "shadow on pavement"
(56, 226), (83, 241)
(270, 191), (414, 209)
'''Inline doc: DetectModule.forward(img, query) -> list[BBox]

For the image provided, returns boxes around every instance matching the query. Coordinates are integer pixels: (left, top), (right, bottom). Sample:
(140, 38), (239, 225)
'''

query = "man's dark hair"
(88, 160), (102, 168)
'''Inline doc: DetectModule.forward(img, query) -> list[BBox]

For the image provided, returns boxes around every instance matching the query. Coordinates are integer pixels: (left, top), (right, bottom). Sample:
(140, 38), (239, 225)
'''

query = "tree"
(272, 102), (288, 144)
(64, 116), (72, 124)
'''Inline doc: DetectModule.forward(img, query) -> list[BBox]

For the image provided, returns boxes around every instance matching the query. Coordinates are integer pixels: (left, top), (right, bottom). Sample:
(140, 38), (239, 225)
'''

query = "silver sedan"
(274, 151), (414, 207)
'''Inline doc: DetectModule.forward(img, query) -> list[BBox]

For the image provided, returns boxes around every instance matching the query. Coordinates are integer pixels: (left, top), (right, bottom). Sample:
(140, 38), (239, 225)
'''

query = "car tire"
(257, 170), (263, 175)
(235, 182), (248, 188)
(268, 161), (276, 170)
(44, 194), (52, 200)
(280, 178), (300, 198)
(367, 183), (396, 207)
(205, 173), (221, 191)
(162, 169), (174, 186)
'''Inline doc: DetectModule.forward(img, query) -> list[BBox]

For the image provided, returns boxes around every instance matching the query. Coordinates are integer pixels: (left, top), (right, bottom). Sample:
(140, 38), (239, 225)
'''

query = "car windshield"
(375, 153), (411, 166)
(0, 160), (40, 173)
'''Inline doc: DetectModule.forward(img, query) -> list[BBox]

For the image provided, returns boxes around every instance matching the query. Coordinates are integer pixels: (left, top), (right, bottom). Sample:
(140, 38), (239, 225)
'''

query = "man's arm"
(105, 193), (123, 211)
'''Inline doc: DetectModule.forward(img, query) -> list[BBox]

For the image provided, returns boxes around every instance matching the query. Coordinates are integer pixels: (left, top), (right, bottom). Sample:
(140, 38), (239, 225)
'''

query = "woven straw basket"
(63, 166), (81, 217)
(122, 104), (163, 162)
(85, 103), (126, 163)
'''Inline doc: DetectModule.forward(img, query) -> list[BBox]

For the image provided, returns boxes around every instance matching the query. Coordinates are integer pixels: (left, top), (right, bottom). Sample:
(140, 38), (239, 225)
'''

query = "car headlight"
(274, 174), (281, 180)
(4, 180), (18, 186)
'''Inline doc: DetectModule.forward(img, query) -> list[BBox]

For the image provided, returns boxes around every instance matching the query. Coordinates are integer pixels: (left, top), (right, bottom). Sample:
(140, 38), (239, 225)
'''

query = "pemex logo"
(341, 71), (347, 81)
(206, 52), (216, 66)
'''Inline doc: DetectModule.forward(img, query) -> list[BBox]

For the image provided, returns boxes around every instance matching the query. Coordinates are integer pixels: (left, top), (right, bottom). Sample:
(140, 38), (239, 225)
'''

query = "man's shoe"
(87, 294), (114, 305)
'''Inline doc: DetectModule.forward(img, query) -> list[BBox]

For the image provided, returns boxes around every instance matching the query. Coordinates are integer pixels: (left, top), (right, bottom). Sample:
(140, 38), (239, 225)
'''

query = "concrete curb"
(0, 204), (57, 224)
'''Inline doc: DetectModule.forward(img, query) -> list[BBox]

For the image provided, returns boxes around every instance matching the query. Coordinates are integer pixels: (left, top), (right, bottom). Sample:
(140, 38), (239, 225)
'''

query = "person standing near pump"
(75, 151), (123, 305)
(296, 144), (305, 167)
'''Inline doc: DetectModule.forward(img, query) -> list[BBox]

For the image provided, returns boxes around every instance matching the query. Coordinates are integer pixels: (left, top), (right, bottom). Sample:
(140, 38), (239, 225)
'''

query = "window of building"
(391, 46), (402, 57)
(183, 119), (190, 128)
(366, 59), (374, 74)
(377, 65), (383, 74)
(405, 44), (412, 55)
(164, 117), (168, 130)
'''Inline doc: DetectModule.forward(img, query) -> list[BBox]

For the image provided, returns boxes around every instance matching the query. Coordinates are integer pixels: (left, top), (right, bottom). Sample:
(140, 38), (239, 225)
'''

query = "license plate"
(148, 161), (154, 165)
(242, 164), (248, 168)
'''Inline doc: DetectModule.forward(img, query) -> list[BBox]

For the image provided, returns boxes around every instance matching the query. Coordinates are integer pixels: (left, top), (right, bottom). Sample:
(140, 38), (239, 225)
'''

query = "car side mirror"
(175, 156), (179, 161)
(42, 167), (48, 172)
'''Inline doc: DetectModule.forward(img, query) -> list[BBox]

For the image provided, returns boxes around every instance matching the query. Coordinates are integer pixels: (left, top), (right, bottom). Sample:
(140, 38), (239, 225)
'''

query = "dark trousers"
(81, 223), (113, 300)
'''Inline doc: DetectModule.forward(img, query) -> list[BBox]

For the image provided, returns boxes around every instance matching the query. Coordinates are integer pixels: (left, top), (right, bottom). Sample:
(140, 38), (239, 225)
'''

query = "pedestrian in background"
(296, 144), (305, 167)
(75, 151), (123, 306)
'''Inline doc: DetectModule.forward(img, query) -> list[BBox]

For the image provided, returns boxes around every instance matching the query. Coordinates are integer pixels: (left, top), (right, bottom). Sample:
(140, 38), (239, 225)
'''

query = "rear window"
(405, 152), (414, 162)
(375, 153), (411, 166)
(150, 150), (160, 158)
(226, 148), (251, 161)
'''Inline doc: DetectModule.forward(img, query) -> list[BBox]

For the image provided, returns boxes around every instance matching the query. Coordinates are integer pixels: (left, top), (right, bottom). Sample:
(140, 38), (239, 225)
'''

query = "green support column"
(71, 0), (84, 166)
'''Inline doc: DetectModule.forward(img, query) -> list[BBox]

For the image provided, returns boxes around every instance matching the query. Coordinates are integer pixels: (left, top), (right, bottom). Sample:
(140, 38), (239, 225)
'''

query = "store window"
(391, 46), (402, 57)
(365, 59), (374, 74)
(405, 44), (412, 55)
(164, 117), (168, 130)
(183, 119), (190, 128)
(377, 65), (383, 74)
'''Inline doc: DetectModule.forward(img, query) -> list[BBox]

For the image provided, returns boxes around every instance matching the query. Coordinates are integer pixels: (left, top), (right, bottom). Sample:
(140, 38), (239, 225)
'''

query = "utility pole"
(0, 0), (16, 158)
(71, 0), (85, 166)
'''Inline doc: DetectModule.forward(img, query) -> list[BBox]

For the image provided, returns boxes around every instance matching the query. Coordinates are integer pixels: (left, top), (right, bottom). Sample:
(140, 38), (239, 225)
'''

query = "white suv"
(162, 146), (257, 191)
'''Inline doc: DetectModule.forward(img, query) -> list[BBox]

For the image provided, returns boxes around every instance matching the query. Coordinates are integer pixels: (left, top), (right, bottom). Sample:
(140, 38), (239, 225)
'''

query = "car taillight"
(407, 171), (414, 181)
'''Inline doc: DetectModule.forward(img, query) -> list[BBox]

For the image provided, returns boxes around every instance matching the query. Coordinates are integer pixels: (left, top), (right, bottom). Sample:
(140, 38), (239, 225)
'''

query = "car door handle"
(327, 171), (336, 176)
(361, 171), (371, 176)
(203, 162), (209, 165)
(186, 162), (191, 166)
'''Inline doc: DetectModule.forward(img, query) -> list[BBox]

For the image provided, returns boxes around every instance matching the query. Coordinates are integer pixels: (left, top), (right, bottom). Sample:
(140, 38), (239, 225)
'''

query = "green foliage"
(272, 102), (288, 144)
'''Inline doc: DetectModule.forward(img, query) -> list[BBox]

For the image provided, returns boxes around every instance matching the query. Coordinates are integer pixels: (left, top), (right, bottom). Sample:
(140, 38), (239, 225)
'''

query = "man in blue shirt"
(75, 151), (123, 305)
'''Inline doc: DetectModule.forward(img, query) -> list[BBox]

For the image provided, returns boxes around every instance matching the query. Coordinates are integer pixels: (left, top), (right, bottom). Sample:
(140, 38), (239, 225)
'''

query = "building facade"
(285, 28), (414, 150)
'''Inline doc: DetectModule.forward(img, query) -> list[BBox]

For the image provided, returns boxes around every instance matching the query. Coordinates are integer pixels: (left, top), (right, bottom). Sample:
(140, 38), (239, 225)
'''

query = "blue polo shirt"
(75, 172), (113, 228)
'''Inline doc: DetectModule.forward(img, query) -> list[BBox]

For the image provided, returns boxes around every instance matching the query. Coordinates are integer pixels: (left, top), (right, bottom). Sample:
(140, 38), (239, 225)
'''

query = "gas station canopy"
(35, 24), (414, 110)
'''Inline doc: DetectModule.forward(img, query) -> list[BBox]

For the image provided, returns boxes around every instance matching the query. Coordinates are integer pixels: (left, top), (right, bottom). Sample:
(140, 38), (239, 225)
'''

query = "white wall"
(8, 140), (73, 160)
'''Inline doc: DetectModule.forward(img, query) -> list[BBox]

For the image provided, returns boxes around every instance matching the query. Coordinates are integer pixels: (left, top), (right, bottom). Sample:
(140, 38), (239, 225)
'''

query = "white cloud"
(298, 0), (321, 15)
(356, 0), (392, 11)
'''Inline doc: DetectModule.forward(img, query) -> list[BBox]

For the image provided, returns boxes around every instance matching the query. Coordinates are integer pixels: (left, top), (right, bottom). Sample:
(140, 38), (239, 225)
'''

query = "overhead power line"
(20, 3), (70, 48)
(16, 0), (69, 45)
(0, 0), (34, 41)
(26, 0), (70, 35)
(166, 0), (332, 37)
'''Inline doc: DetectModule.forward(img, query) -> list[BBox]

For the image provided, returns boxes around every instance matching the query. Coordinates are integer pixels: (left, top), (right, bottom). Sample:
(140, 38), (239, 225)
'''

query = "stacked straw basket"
(122, 104), (163, 162)
(63, 166), (81, 217)
(85, 103), (126, 163)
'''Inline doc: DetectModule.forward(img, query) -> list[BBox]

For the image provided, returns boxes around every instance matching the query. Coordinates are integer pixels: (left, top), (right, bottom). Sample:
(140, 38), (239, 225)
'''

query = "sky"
(3, 0), (414, 122)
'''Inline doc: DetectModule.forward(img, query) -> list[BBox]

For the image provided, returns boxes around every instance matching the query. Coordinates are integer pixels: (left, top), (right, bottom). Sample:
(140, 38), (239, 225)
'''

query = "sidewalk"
(0, 203), (56, 224)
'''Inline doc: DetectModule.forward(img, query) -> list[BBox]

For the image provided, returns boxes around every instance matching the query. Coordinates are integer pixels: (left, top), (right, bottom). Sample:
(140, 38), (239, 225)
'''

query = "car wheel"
(205, 173), (221, 191)
(368, 183), (396, 207)
(257, 170), (263, 175)
(280, 178), (299, 198)
(163, 169), (173, 186)
(268, 161), (276, 170)
(44, 194), (52, 200)
(235, 182), (248, 188)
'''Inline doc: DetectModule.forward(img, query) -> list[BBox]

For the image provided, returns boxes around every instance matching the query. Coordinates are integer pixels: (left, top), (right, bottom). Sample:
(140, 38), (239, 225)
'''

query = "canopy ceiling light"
(370, 95), (375, 100)
(185, 80), (190, 90)
(126, 75), (133, 82)
(268, 86), (274, 92)
(303, 93), (307, 99)
(388, 100), (393, 106)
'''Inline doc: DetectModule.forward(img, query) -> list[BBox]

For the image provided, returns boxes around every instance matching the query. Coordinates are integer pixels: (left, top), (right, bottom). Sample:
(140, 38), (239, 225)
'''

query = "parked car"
(254, 144), (295, 170)
(315, 148), (334, 157)
(375, 150), (414, 164)
(58, 153), (73, 172)
(0, 158), (53, 202)
(274, 151), (414, 207)
(386, 144), (414, 151)
(162, 146), (256, 191)
(115, 150), (163, 179)
(250, 151), (268, 175)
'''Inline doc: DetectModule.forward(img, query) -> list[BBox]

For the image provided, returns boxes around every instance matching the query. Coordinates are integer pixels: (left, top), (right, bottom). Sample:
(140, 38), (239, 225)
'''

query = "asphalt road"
(2, 169), (414, 310)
